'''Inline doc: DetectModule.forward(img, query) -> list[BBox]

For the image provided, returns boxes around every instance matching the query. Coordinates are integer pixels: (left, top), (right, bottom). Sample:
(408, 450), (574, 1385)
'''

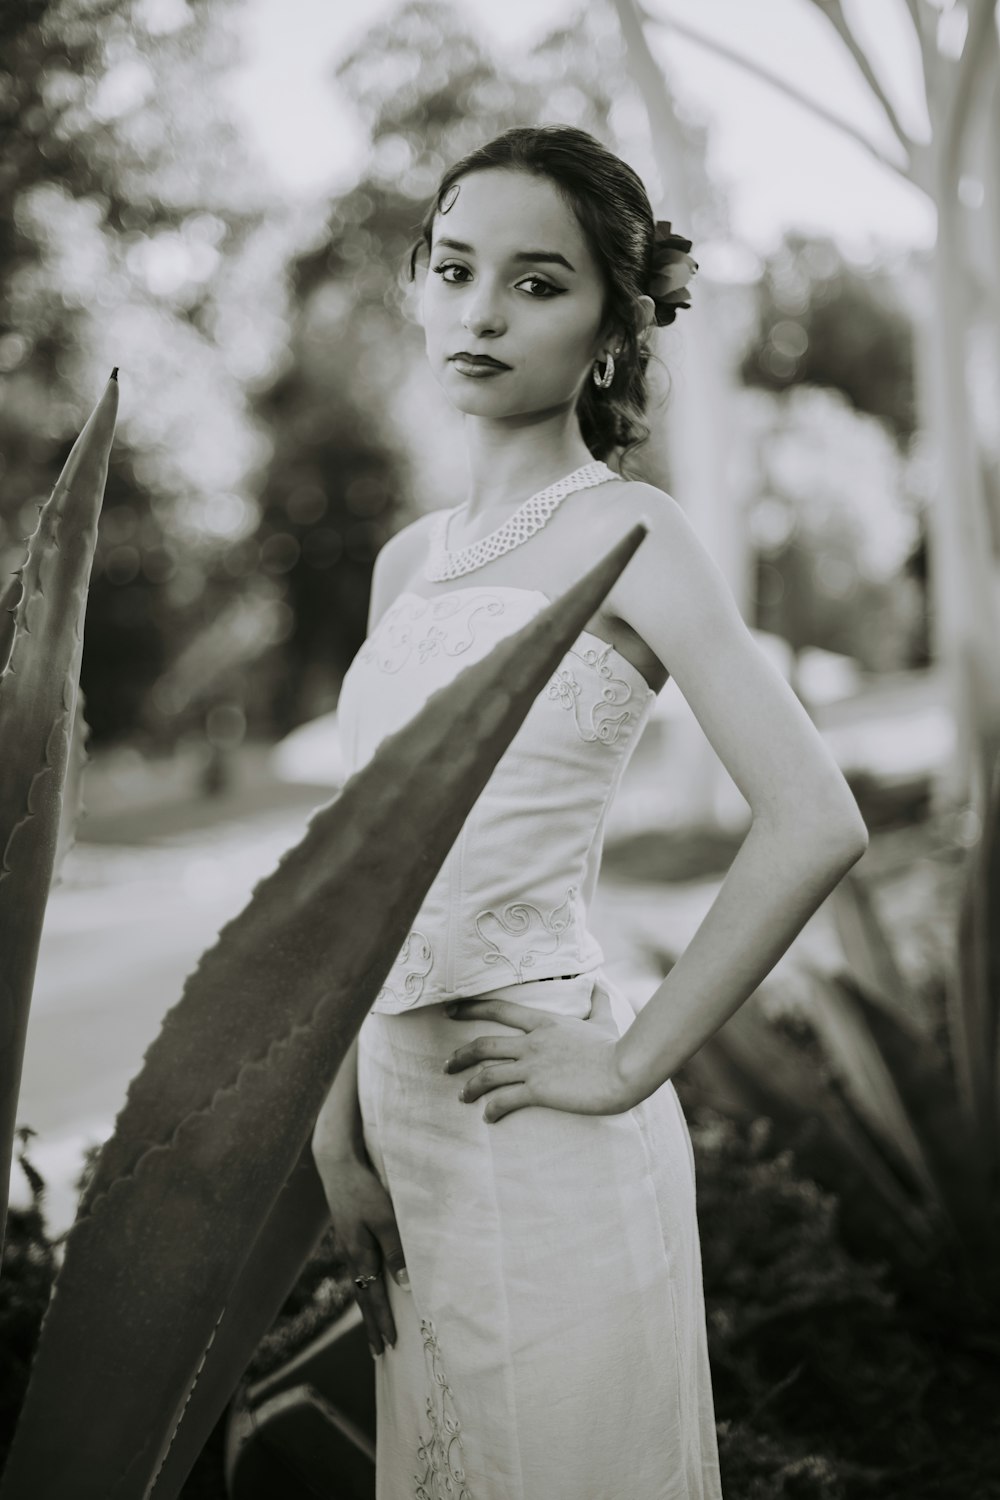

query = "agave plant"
(0, 371), (119, 1257)
(0, 518), (649, 1500)
(673, 736), (1000, 1327)
(223, 1302), (375, 1500)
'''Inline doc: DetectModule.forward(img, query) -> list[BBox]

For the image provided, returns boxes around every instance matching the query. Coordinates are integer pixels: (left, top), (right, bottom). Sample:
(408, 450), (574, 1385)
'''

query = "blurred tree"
(653, 0), (1000, 812)
(740, 232), (917, 446)
(742, 383), (924, 677)
(754, 530), (924, 680)
(245, 364), (409, 732)
(609, 0), (742, 588)
(0, 0), (122, 578)
(735, 235), (928, 672)
(611, 0), (750, 831)
(0, 0), (293, 747)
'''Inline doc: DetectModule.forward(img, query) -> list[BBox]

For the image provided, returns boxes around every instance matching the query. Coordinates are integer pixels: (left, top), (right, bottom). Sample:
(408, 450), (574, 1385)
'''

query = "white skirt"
(355, 967), (724, 1499)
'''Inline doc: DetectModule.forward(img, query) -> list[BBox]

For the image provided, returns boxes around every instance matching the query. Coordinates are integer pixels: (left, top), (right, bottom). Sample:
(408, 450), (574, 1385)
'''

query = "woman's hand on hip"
(443, 984), (637, 1121)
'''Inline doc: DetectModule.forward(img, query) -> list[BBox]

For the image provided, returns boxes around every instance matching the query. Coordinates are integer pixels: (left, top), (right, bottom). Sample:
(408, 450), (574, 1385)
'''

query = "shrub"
(686, 1105), (1000, 1498)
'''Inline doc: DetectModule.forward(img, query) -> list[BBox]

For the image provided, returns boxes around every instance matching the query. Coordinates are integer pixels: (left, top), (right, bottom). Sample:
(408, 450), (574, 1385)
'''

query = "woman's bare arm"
(311, 1033), (366, 1165)
(604, 484), (869, 1104)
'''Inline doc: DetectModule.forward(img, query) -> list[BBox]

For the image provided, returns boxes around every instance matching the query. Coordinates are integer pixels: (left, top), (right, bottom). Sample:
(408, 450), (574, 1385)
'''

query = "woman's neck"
(460, 419), (596, 523)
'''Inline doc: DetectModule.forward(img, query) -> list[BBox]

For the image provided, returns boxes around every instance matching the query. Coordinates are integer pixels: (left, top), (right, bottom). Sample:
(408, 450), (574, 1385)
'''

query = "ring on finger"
(354, 1271), (380, 1291)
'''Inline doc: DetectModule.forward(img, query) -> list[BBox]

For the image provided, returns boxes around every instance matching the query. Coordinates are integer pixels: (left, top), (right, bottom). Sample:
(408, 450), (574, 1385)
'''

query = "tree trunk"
(612, 0), (750, 831)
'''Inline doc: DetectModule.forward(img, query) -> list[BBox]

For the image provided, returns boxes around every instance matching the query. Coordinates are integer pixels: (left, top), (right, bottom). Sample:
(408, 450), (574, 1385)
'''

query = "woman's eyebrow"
(433, 237), (576, 273)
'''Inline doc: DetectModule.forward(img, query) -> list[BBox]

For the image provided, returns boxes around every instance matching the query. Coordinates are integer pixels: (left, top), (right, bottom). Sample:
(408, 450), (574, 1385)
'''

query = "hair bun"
(647, 219), (698, 326)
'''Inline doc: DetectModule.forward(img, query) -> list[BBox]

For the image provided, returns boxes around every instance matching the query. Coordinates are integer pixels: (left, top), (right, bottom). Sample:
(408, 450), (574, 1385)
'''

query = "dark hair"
(405, 124), (680, 479)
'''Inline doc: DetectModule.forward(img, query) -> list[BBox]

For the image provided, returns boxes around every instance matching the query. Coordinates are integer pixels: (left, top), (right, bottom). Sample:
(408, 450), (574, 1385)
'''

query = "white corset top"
(336, 584), (657, 1013)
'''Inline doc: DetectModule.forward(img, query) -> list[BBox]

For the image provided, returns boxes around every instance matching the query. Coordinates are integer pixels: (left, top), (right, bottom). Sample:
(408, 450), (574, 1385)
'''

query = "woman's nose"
(462, 286), (506, 337)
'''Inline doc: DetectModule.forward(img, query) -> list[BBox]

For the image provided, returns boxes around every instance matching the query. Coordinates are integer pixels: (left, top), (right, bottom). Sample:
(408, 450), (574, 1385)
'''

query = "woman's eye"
(430, 264), (561, 298)
(518, 275), (560, 298)
(432, 262), (470, 283)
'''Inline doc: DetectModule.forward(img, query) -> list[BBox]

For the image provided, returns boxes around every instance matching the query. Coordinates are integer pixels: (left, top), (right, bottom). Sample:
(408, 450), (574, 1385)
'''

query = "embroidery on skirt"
(414, 1316), (474, 1499)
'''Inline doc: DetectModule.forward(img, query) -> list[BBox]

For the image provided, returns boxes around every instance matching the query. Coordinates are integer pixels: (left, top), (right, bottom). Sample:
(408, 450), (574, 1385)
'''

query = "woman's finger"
(369, 1195), (410, 1350)
(481, 1083), (533, 1122)
(375, 1232), (409, 1293)
(459, 1061), (525, 1102)
(445, 1033), (524, 1073)
(445, 996), (551, 1030)
(351, 1227), (394, 1354)
(360, 1272), (396, 1356)
(586, 984), (618, 1035)
(349, 1261), (386, 1355)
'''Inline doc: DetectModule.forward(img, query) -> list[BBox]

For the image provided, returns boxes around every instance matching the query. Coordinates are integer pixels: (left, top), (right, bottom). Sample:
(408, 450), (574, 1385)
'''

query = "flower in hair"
(647, 219), (698, 326)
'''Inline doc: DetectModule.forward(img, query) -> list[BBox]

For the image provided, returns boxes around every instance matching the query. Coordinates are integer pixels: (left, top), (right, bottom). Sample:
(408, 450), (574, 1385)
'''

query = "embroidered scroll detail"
(357, 592), (507, 674)
(375, 930), (435, 1009)
(545, 641), (634, 745)
(414, 1317), (474, 1500)
(474, 885), (576, 983)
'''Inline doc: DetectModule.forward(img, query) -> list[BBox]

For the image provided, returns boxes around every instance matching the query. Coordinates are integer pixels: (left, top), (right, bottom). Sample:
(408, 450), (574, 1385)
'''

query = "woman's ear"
(636, 294), (656, 332)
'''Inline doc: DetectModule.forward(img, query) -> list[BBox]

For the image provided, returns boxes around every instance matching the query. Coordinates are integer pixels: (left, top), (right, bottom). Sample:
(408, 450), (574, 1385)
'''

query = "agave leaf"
(801, 963), (948, 1215)
(0, 569), (21, 677)
(221, 1302), (377, 1499)
(150, 1141), (331, 1496)
(0, 372), (119, 1255)
(52, 683), (92, 888)
(828, 870), (909, 1011)
(0, 520), (648, 1500)
(226, 1383), (375, 1499)
(684, 984), (825, 1123)
(236, 1294), (371, 1423)
(817, 964), (980, 1228)
(686, 983), (937, 1254)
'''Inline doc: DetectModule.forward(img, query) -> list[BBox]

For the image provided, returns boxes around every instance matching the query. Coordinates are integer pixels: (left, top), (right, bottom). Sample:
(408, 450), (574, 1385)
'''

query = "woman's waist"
(370, 867), (610, 1012)
(360, 969), (605, 1059)
(370, 923), (605, 1015)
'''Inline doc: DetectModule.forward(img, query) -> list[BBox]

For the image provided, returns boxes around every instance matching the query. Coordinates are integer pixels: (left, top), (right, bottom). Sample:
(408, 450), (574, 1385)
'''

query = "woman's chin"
(443, 381), (517, 414)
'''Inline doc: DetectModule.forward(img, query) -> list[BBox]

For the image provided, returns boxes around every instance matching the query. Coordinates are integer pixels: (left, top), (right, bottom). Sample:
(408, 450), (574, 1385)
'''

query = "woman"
(311, 125), (868, 1499)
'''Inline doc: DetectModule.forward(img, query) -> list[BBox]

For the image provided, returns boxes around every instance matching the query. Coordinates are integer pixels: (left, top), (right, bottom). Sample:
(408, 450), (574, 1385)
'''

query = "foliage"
(666, 752), (1000, 1493)
(239, 1227), (354, 1386)
(685, 1107), (1000, 1499)
(0, 1134), (231, 1500)
(740, 232), (916, 446)
(748, 385), (922, 668)
(737, 241), (927, 671)
(0, 1132), (57, 1466)
(0, 373), (118, 1254)
(0, 0), (296, 748)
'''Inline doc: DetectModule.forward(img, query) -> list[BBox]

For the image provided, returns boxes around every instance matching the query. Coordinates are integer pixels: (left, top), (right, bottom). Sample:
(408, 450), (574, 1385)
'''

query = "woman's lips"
(450, 355), (510, 376)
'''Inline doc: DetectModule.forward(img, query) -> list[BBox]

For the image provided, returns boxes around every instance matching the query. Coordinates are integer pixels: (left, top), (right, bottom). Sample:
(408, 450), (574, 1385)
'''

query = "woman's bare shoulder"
(594, 479), (692, 586)
(368, 509), (439, 629)
(381, 505), (440, 548)
(607, 477), (683, 523)
(597, 478), (738, 646)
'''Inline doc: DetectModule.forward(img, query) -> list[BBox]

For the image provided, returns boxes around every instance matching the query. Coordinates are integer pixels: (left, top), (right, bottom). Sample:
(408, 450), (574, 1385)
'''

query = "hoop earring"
(592, 350), (615, 389)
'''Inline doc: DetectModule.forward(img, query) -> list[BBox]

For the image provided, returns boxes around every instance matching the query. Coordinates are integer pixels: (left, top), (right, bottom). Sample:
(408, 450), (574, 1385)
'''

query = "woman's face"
(420, 167), (611, 422)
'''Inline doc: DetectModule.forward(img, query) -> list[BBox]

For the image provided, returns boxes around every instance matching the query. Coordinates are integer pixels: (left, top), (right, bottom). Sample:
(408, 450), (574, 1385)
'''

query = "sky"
(224, 0), (941, 264)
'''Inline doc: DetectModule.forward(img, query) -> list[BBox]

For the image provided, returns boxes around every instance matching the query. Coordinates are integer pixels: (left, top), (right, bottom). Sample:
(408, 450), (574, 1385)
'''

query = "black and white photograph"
(2, 1), (1000, 1496)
